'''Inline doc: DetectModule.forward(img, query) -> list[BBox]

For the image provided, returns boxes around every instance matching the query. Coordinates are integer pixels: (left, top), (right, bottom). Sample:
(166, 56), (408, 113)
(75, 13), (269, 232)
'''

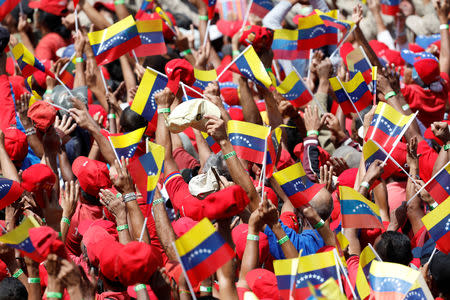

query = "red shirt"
(35, 32), (69, 61)
(401, 72), (450, 128)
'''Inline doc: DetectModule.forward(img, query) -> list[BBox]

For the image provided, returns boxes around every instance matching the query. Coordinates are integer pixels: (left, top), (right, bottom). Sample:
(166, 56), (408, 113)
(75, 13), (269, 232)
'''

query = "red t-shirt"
(401, 72), (450, 128)
(417, 140), (439, 182)
(35, 32), (69, 61)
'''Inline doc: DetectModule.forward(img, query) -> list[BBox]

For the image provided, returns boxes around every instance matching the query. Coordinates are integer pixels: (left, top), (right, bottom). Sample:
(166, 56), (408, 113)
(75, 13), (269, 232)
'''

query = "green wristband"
(444, 144), (450, 151)
(277, 235), (289, 245)
(153, 198), (165, 205)
(114, 0), (125, 4)
(12, 269), (23, 278)
(157, 107), (171, 114)
(247, 234), (260, 241)
(307, 130), (319, 137)
(313, 219), (325, 229)
(44, 89), (53, 95)
(46, 292), (62, 299)
(384, 91), (397, 100)
(75, 57), (83, 63)
(61, 217), (70, 225)
(223, 151), (237, 160)
(232, 50), (240, 56)
(180, 49), (192, 57)
(200, 286), (213, 293)
(108, 113), (116, 119)
(117, 224), (129, 232)
(28, 277), (41, 283)
(199, 15), (208, 21)
(134, 284), (146, 292)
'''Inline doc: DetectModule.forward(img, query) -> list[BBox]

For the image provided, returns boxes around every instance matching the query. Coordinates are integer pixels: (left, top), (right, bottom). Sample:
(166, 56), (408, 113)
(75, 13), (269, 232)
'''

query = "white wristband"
(360, 181), (371, 189)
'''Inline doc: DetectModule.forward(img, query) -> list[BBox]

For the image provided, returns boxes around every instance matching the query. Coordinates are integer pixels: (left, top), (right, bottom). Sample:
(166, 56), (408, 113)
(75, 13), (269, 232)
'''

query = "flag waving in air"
(174, 218), (235, 286)
(329, 72), (372, 115)
(276, 71), (313, 107)
(88, 15), (141, 65)
(381, 0), (400, 15)
(201, 132), (221, 154)
(273, 162), (324, 207)
(127, 142), (165, 204)
(0, 178), (24, 210)
(363, 139), (401, 180)
(203, 0), (217, 19)
(228, 46), (272, 88)
(131, 68), (168, 125)
(134, 19), (167, 57)
(250, 0), (274, 18)
(315, 10), (354, 34)
(346, 47), (373, 84)
(193, 68), (218, 90)
(297, 14), (337, 50)
(136, 0), (154, 19)
(424, 161), (450, 204)
(109, 127), (146, 160)
(12, 43), (53, 78)
(272, 29), (310, 60)
(274, 258), (298, 300)
(421, 196), (450, 254)
(339, 186), (384, 229)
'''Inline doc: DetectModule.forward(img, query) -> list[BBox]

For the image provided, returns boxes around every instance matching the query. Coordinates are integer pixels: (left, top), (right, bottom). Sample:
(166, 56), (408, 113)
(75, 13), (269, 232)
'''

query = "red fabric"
(96, 291), (130, 300)
(3, 127), (28, 162)
(346, 255), (360, 299)
(27, 101), (56, 131)
(173, 147), (200, 170)
(165, 59), (195, 94)
(417, 140), (438, 182)
(28, 0), (68, 16)
(245, 269), (279, 300)
(232, 223), (269, 262)
(411, 225), (428, 249)
(216, 20), (243, 38)
(239, 25), (273, 53)
(0, 259), (7, 281)
(401, 72), (449, 128)
(21, 164), (56, 193)
(35, 33), (69, 61)
(277, 148), (296, 170)
(0, 75), (18, 130)
(172, 217), (198, 237)
(293, 142), (331, 166)
(72, 156), (112, 196)
(279, 211), (299, 233)
(29, 226), (67, 262)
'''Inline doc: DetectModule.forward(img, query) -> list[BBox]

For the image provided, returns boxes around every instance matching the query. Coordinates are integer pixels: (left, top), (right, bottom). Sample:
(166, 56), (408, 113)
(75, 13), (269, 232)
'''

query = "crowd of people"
(0, 0), (449, 298)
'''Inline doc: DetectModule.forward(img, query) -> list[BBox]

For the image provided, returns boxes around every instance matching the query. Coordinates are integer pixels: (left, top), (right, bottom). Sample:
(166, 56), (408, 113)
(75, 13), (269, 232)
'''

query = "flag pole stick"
(19, 2), (23, 15)
(50, 103), (70, 112)
(181, 83), (188, 101)
(0, 223), (7, 233)
(132, 50), (139, 64)
(138, 137), (151, 242)
(334, 249), (358, 300)
(203, 19), (211, 48)
(407, 161), (450, 204)
(172, 242), (198, 300)
(372, 66), (377, 106)
(216, 46), (251, 81)
(74, 8), (79, 33)
(59, 52), (76, 76)
(289, 257), (299, 299)
(368, 243), (383, 261)
(382, 111), (418, 165)
(333, 249), (344, 293)
(330, 26), (356, 58)
(273, 61), (281, 83)
(335, 77), (363, 124)
(99, 66), (109, 93)
(55, 77), (75, 98)
(294, 67), (326, 115)
(307, 49), (313, 81)
(240, 0), (253, 32)
(427, 247), (438, 265)
(108, 136), (123, 167)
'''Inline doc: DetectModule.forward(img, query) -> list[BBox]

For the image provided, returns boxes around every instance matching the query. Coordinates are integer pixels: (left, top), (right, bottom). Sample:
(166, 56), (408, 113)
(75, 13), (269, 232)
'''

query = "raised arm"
(435, 0), (450, 75)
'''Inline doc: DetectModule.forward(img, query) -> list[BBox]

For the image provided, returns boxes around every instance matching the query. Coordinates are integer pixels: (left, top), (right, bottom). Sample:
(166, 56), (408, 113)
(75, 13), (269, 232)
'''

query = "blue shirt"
(264, 221), (325, 259)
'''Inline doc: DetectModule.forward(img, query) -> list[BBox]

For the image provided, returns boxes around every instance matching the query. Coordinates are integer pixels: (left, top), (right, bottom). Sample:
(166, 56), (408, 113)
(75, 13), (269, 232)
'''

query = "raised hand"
(205, 115), (227, 143)
(431, 121), (450, 143)
(54, 115), (77, 145)
(60, 181), (79, 220)
(99, 188), (127, 221)
(16, 93), (32, 128)
(110, 158), (134, 194)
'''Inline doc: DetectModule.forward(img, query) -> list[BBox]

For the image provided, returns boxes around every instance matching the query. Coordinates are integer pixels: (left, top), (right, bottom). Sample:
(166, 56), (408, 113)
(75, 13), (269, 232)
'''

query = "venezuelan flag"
(155, 7), (175, 32)
(405, 277), (434, 300)
(272, 29), (310, 60)
(369, 260), (420, 300)
(276, 71), (313, 107)
(424, 162), (450, 204)
(307, 281), (326, 300)
(0, 216), (41, 261)
(0, 0), (20, 21)
(201, 132), (221, 154)
(265, 128), (278, 178)
(363, 139), (398, 180)
(339, 186), (384, 229)
(227, 120), (271, 164)
(297, 14), (337, 50)
(88, 15), (141, 66)
(12, 43), (50, 78)
(204, 0), (218, 19)
(365, 102), (414, 151)
(294, 251), (338, 299)
(273, 162), (324, 208)
(360, 245), (377, 280)
(355, 263), (371, 300)
(136, 0), (154, 19)
(318, 278), (347, 300)
(131, 68), (168, 125)
(134, 19), (167, 57)
(193, 68), (218, 90)
(127, 142), (165, 204)
(28, 90), (42, 107)
(329, 72), (372, 115)
(109, 127), (146, 159)
(347, 47), (372, 84)
(0, 178), (24, 210)
(274, 258), (298, 300)
(230, 46), (272, 88)
(381, 0), (400, 16)
(59, 58), (76, 89)
(250, 0), (273, 18)
(422, 196), (450, 254)
(315, 10), (354, 34)
(175, 218), (234, 286)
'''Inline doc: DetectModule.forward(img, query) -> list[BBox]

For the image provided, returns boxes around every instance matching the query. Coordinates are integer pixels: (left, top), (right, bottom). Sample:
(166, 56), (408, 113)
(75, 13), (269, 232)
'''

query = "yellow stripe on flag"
(175, 218), (216, 256)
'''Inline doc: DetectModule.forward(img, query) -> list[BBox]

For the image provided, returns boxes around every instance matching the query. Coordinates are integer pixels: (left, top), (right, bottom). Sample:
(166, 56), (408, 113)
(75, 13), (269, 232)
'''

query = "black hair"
(119, 107), (148, 133)
(0, 277), (28, 300)
(38, 10), (71, 40)
(375, 231), (412, 266)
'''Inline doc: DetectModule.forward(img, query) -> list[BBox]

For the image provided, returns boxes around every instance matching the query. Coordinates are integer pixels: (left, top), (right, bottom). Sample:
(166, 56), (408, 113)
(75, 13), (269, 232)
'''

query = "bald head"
(309, 188), (333, 221)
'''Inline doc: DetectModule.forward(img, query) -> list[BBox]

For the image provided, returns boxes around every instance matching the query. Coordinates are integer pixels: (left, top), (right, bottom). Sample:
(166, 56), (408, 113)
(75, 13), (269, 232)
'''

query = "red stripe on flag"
(232, 145), (266, 164)
(95, 35), (142, 66)
(436, 230), (450, 254)
(297, 33), (338, 50)
(342, 214), (383, 229)
(133, 42), (167, 57)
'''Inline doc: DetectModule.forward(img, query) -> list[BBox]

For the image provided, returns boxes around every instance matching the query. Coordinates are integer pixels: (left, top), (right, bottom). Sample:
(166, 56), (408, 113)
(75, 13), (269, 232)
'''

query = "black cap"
(0, 26), (10, 54)
(429, 251), (450, 295)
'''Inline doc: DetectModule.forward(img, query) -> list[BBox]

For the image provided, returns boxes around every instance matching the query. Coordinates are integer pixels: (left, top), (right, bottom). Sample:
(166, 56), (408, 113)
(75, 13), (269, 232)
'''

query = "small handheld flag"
(0, 216), (41, 261)
(423, 162), (450, 204)
(372, 66), (377, 105)
(273, 162), (324, 207)
(109, 127), (146, 160)
(136, 0), (154, 19)
(272, 29), (310, 61)
(249, 0), (273, 18)
(0, 178), (24, 210)
(339, 186), (384, 229)
(88, 15), (141, 65)
(193, 68), (218, 90)
(274, 258), (299, 300)
(346, 46), (373, 84)
(201, 132), (221, 154)
(203, 0), (217, 19)
(381, 0), (400, 16)
(12, 43), (53, 78)
(174, 218), (235, 286)
(297, 14), (337, 51)
(127, 142), (165, 204)
(315, 10), (354, 35)
(276, 71), (313, 108)
(134, 19), (167, 57)
(421, 196), (450, 254)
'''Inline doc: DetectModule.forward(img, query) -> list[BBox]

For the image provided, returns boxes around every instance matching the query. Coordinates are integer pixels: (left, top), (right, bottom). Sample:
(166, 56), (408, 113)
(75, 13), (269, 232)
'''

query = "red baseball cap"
(382, 49), (405, 66)
(409, 43), (425, 53)
(88, 104), (107, 128)
(115, 241), (163, 285)
(279, 211), (299, 233)
(245, 269), (279, 299)
(21, 164), (56, 193)
(3, 127), (28, 162)
(0, 259), (7, 282)
(369, 40), (389, 56)
(72, 156), (112, 197)
(216, 19), (244, 38)
(29, 0), (68, 16)
(29, 226), (67, 262)
(93, 1), (115, 12)
(232, 223), (269, 262)
(78, 219), (118, 240)
(228, 107), (245, 121)
(239, 25), (274, 53)
(172, 217), (198, 237)
(401, 50), (441, 85)
(27, 101), (57, 132)
(202, 185), (250, 220)
(83, 225), (116, 267)
(220, 82), (240, 106)
(165, 59), (195, 94)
